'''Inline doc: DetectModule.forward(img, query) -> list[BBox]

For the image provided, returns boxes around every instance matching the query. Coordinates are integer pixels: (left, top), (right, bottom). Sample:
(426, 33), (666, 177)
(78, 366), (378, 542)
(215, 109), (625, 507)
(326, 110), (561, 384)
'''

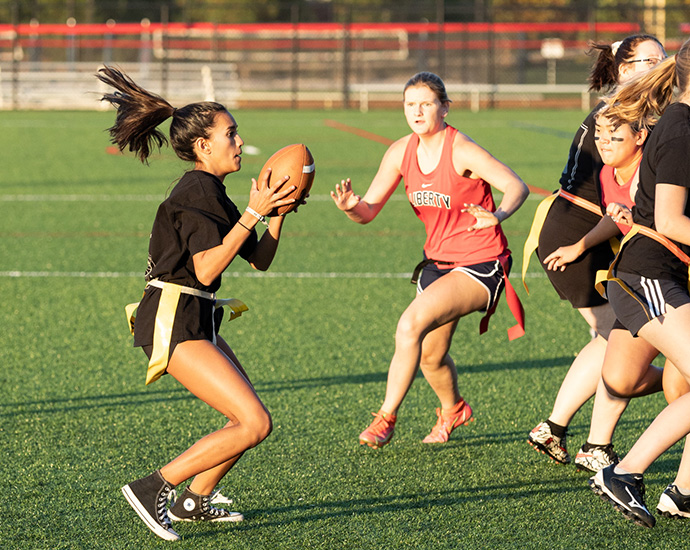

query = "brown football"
(258, 144), (315, 216)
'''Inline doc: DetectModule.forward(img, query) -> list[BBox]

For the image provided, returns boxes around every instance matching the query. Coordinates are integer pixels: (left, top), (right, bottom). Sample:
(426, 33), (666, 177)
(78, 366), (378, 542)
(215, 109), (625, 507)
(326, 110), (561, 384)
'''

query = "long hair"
(97, 66), (227, 164)
(587, 34), (665, 92)
(602, 38), (688, 130)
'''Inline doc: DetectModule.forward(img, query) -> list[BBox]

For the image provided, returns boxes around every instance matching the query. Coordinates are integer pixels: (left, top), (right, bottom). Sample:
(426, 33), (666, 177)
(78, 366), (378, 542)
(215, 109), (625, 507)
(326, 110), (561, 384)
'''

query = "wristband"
(237, 221), (251, 231)
(246, 207), (268, 226)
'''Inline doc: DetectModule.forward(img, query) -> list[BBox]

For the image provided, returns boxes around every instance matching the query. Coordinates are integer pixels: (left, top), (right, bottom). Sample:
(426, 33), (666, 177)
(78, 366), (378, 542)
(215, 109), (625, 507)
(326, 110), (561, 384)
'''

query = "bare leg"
(159, 339), (272, 487)
(379, 272), (487, 415)
(585, 328), (663, 444)
(546, 304), (615, 427)
(418, 320), (461, 410)
(617, 305), (690, 474)
(663, 357), (690, 404)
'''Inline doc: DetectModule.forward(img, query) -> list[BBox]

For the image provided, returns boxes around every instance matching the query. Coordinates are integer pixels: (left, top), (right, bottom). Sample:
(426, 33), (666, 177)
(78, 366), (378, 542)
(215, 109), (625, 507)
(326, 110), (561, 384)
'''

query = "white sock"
(613, 465), (631, 475)
(675, 484), (690, 496)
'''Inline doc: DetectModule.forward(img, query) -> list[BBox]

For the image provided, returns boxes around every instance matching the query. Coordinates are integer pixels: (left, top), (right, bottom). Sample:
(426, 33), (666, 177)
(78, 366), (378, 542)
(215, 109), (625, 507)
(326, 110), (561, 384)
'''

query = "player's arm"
(331, 138), (406, 224)
(655, 184), (690, 246)
(543, 215), (620, 271)
(193, 172), (293, 284)
(454, 134), (529, 227)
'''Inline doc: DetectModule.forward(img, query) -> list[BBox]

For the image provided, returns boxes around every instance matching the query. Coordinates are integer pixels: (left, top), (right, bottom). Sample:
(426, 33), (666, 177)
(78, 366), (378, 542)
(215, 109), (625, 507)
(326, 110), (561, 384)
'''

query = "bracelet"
(246, 206), (268, 226)
(237, 221), (252, 231)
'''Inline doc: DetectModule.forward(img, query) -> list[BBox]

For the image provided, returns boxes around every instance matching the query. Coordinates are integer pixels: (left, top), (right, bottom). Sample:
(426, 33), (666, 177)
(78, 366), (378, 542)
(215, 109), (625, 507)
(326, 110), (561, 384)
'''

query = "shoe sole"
(657, 493), (690, 519)
(359, 433), (393, 449)
(168, 510), (245, 523)
(422, 416), (475, 444)
(121, 485), (181, 541)
(527, 439), (570, 465)
(588, 477), (655, 528)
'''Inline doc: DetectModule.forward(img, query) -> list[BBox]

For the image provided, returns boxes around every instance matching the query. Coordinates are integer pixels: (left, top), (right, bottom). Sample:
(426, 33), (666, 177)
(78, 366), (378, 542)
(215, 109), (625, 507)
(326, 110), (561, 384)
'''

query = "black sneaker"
(121, 470), (180, 541)
(168, 487), (244, 522)
(589, 465), (655, 528)
(657, 484), (690, 519)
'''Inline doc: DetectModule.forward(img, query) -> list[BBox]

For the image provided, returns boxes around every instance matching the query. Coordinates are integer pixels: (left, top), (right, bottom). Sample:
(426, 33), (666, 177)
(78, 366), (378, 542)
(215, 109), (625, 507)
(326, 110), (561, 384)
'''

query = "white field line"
(0, 270), (546, 279)
(0, 193), (546, 202)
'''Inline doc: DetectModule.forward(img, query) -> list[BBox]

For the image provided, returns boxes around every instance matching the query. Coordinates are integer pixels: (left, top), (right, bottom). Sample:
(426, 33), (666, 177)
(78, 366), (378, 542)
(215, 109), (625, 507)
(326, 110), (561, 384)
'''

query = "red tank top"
(401, 125), (508, 265)
(599, 164), (636, 235)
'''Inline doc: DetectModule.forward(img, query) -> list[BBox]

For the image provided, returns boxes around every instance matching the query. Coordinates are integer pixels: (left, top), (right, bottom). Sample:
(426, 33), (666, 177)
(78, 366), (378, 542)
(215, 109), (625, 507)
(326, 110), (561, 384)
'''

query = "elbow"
(196, 271), (215, 287)
(655, 217), (673, 237)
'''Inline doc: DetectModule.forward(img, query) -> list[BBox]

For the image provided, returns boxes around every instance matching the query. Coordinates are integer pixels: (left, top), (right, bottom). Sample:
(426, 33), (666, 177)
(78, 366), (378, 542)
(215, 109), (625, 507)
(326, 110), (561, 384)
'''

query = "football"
(258, 144), (315, 216)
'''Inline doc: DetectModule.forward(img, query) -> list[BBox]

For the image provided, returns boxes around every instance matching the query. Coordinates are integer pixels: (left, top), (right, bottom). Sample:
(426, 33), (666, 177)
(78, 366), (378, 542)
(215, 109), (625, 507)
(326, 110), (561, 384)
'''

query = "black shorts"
(417, 256), (511, 313)
(537, 196), (614, 309)
(607, 271), (690, 336)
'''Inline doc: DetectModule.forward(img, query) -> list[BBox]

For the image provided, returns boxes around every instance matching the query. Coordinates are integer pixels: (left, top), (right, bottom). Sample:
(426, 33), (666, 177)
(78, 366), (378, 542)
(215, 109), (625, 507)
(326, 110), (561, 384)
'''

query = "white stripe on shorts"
(640, 276), (666, 318)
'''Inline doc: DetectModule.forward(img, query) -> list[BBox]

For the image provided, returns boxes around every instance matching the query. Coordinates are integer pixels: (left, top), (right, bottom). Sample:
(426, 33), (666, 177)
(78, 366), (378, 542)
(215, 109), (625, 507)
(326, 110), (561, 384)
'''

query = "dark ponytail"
(97, 66), (228, 165)
(587, 34), (665, 92)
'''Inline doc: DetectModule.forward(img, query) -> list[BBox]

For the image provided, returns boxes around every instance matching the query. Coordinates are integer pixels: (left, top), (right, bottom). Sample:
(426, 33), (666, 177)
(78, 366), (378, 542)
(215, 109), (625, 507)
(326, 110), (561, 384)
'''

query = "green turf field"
(0, 108), (684, 549)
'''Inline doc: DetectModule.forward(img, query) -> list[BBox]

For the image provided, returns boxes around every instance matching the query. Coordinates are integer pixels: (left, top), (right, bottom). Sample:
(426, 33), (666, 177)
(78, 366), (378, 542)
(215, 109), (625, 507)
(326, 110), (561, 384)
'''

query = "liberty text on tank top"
(401, 125), (508, 266)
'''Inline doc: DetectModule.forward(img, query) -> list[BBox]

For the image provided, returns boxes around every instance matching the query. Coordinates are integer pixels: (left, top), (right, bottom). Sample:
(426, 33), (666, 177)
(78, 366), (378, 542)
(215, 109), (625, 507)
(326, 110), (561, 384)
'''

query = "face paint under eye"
(610, 137), (625, 142)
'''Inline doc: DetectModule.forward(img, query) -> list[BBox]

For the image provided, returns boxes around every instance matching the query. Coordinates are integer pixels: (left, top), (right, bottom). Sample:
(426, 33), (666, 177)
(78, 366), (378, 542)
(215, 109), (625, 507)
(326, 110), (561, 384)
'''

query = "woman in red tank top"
(331, 72), (528, 449)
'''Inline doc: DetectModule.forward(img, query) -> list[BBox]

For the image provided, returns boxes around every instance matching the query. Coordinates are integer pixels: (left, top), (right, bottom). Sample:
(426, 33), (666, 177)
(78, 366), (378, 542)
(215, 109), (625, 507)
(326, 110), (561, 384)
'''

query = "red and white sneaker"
(359, 410), (397, 449)
(422, 398), (474, 443)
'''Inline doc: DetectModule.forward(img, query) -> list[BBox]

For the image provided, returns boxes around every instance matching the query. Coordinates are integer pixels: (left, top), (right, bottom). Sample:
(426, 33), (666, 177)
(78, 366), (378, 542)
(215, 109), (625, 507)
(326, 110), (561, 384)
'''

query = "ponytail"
(97, 66), (228, 165)
(97, 66), (174, 164)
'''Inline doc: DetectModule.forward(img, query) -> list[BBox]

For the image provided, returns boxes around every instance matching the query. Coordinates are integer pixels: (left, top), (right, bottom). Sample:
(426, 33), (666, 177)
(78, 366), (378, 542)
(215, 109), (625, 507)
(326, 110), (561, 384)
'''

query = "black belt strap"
(410, 258), (455, 285)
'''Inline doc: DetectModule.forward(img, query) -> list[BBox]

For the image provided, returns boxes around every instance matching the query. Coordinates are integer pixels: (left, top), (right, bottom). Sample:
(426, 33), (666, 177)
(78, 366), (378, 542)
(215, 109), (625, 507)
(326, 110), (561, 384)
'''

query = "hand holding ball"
(258, 144), (315, 216)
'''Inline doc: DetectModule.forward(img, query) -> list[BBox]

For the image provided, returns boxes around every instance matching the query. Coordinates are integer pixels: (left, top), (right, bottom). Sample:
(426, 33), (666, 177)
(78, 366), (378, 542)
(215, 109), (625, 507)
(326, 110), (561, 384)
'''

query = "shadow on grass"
(0, 355), (574, 417)
(182, 475), (587, 540)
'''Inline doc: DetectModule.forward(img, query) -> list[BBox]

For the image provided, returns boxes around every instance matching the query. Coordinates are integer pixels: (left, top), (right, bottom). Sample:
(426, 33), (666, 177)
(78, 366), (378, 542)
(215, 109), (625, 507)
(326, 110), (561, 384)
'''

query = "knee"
(395, 312), (425, 345)
(602, 372), (632, 399)
(242, 408), (273, 448)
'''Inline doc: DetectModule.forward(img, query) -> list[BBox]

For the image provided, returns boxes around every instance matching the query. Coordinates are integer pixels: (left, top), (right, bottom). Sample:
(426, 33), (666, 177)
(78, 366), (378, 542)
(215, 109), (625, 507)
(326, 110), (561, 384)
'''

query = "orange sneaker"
(422, 398), (474, 443)
(359, 410), (397, 449)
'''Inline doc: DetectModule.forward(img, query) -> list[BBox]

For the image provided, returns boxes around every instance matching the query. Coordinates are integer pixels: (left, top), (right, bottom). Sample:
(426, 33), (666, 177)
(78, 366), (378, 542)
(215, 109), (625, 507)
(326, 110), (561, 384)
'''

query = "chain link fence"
(0, 0), (685, 110)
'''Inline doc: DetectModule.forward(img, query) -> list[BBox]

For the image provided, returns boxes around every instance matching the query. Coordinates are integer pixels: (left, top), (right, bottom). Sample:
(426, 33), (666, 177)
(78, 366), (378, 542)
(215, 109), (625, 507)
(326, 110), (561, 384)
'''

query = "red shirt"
(599, 164), (636, 235)
(401, 125), (508, 265)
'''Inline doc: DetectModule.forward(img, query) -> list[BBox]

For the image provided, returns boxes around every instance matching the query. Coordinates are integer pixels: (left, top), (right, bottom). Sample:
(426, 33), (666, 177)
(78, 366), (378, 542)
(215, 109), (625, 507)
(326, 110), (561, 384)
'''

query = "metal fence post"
(291, 2), (299, 110)
(341, 6), (351, 109)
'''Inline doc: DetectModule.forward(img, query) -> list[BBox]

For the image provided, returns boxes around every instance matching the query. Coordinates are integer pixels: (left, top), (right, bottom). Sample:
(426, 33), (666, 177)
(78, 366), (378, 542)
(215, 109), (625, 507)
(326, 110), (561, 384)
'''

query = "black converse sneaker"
(121, 470), (180, 541)
(657, 484), (690, 519)
(168, 487), (244, 522)
(589, 465), (655, 528)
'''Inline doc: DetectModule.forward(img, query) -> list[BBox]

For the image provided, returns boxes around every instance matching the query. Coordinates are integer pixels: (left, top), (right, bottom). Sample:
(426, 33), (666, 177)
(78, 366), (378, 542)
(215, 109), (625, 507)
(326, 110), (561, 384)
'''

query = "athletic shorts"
(607, 271), (690, 336)
(417, 256), (511, 313)
(537, 196), (613, 309)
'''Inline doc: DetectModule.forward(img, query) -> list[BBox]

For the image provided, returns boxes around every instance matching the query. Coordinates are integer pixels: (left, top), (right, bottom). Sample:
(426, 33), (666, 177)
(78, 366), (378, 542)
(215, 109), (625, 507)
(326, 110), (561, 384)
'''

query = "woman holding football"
(98, 66), (298, 541)
(331, 71), (529, 449)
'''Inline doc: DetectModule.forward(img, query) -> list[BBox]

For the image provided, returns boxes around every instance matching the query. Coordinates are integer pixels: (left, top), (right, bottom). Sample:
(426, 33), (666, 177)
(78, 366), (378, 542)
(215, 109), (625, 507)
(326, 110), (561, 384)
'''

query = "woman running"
(526, 34), (666, 467)
(589, 38), (690, 528)
(331, 72), (528, 448)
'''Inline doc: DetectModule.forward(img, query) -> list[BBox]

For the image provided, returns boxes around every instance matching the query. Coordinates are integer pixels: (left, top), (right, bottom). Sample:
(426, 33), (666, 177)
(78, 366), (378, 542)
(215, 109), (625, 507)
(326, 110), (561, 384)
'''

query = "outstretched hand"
(331, 178), (361, 211)
(247, 167), (296, 217)
(462, 203), (499, 231)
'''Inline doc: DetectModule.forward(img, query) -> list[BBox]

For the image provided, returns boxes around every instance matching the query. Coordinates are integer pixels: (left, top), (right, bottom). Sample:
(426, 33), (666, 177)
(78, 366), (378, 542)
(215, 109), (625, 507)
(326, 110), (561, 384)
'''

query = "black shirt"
(558, 102), (605, 205)
(144, 170), (258, 293)
(617, 102), (690, 284)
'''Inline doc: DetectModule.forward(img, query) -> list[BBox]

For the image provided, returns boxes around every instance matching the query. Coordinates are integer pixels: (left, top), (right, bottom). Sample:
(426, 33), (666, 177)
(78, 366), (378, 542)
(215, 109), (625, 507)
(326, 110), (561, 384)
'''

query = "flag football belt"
(125, 279), (248, 385)
(521, 188), (618, 293)
(595, 224), (690, 306)
(411, 253), (525, 341)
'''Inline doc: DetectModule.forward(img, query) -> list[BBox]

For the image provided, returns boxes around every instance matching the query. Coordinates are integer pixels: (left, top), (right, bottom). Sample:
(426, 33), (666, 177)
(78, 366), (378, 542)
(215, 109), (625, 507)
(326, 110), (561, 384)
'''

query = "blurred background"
(0, 0), (682, 111)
